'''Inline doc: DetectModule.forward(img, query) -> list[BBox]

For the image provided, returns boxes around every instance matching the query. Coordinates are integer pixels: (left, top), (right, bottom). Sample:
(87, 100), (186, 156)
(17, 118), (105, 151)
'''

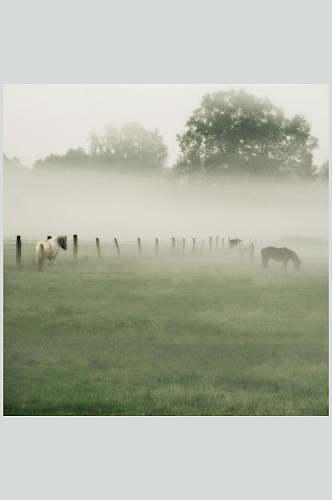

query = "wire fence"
(4, 234), (265, 268)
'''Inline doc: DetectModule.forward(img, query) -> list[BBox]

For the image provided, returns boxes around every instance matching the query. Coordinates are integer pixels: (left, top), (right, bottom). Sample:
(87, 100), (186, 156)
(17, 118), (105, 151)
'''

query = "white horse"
(35, 236), (67, 271)
(229, 238), (255, 260)
(238, 239), (255, 260)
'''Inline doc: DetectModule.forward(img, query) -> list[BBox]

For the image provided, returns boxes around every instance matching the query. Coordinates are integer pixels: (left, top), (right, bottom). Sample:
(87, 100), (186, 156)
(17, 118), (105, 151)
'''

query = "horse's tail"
(36, 242), (45, 271)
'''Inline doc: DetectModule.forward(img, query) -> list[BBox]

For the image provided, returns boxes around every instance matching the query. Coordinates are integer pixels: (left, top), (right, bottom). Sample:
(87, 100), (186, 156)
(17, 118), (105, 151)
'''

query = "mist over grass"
(4, 165), (328, 243)
(3, 164), (328, 416)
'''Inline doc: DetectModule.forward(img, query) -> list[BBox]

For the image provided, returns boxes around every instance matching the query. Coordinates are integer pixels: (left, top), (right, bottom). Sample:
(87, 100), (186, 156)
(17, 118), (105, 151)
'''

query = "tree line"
(4, 90), (329, 180)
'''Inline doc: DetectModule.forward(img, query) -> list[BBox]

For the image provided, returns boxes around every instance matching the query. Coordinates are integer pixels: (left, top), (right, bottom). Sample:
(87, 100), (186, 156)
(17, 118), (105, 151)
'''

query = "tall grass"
(3, 249), (329, 416)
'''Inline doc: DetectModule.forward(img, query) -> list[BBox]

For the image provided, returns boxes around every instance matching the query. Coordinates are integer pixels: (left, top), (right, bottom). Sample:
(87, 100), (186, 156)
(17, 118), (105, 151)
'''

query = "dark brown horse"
(261, 246), (301, 270)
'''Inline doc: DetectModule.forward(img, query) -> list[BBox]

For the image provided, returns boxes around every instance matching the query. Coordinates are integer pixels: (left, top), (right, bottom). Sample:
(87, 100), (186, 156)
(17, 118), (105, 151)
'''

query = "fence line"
(4, 235), (266, 268)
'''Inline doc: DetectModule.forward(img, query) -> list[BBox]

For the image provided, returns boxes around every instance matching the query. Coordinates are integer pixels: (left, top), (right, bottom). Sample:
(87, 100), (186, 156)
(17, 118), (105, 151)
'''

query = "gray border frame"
(0, 0), (330, 498)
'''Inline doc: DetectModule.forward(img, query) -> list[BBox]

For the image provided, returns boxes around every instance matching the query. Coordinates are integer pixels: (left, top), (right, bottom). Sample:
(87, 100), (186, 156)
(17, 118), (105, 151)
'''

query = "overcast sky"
(3, 84), (329, 167)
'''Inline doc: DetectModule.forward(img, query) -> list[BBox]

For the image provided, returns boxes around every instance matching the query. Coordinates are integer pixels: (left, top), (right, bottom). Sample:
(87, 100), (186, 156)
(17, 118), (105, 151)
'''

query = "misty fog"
(4, 167), (328, 245)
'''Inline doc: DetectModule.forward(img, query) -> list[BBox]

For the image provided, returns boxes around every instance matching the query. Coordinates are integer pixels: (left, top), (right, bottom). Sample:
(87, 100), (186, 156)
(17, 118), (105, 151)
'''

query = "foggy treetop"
(4, 89), (328, 180)
(176, 90), (319, 178)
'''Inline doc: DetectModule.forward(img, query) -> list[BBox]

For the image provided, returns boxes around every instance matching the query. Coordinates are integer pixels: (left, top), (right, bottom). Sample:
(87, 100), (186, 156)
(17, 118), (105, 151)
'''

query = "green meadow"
(3, 245), (329, 416)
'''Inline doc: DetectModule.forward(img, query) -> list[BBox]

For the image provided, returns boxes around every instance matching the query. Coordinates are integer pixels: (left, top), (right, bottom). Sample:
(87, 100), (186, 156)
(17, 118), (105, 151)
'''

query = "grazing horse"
(35, 235), (67, 271)
(229, 238), (255, 260)
(229, 238), (242, 249)
(261, 246), (301, 270)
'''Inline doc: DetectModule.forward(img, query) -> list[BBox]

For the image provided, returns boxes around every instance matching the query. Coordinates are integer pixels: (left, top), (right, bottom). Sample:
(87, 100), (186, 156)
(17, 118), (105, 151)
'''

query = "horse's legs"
(250, 244), (255, 261)
(47, 257), (56, 269)
(37, 257), (44, 271)
(283, 259), (288, 270)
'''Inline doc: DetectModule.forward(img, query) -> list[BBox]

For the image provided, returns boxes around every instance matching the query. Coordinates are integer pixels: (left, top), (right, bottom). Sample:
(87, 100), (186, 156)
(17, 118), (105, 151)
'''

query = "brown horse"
(261, 246), (301, 270)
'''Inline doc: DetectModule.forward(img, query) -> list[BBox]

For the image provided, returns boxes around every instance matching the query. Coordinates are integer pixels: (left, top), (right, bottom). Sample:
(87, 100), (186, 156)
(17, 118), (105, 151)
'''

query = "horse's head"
(294, 258), (301, 270)
(291, 251), (301, 270)
(229, 238), (241, 249)
(57, 235), (68, 250)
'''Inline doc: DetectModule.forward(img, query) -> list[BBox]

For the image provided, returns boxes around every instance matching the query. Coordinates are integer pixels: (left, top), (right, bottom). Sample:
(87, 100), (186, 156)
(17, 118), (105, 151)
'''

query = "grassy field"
(3, 245), (329, 416)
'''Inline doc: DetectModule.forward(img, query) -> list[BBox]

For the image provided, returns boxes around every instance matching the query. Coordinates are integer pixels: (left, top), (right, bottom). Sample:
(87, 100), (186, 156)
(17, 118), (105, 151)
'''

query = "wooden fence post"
(114, 238), (121, 256)
(250, 242), (255, 261)
(192, 237), (196, 252)
(209, 236), (213, 252)
(137, 238), (142, 256)
(171, 237), (176, 255)
(182, 238), (186, 255)
(16, 235), (22, 268)
(73, 234), (78, 258)
(96, 237), (101, 257)
(155, 237), (159, 255)
(216, 235), (219, 250)
(222, 237), (225, 249)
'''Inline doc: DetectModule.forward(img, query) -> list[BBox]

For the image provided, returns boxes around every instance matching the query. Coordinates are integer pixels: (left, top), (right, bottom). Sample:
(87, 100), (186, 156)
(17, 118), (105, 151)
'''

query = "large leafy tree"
(175, 90), (318, 177)
(89, 122), (168, 172)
